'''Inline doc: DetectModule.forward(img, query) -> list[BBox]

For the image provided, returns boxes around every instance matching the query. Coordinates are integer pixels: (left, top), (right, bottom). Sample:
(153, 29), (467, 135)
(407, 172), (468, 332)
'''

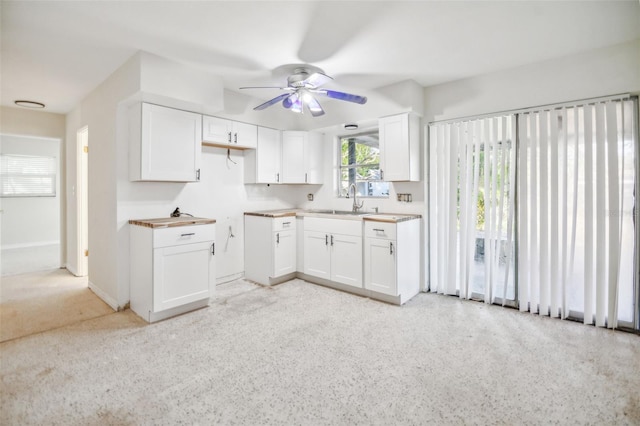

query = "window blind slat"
(606, 101), (620, 329)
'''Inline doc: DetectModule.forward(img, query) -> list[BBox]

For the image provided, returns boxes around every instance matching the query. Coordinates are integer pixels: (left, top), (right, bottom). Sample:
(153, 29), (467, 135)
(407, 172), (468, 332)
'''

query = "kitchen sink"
(307, 209), (370, 216)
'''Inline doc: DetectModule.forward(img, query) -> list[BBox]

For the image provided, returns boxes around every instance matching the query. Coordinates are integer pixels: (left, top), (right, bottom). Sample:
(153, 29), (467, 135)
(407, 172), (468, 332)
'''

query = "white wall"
(424, 39), (640, 122)
(0, 134), (60, 248)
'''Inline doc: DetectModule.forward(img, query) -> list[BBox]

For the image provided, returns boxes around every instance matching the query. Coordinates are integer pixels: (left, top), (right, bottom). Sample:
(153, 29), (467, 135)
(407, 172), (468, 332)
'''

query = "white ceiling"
(2, 1), (639, 114)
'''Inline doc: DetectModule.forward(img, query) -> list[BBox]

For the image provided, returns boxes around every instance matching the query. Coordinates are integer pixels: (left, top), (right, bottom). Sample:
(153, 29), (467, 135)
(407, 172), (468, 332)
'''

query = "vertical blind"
(429, 115), (517, 303)
(429, 96), (637, 330)
(518, 99), (636, 328)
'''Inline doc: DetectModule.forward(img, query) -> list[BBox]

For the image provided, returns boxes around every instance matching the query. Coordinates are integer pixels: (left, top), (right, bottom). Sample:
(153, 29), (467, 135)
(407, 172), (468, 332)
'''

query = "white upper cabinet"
(129, 103), (202, 182)
(281, 131), (306, 183)
(245, 126), (282, 184)
(202, 115), (257, 149)
(379, 113), (421, 182)
(281, 131), (324, 184)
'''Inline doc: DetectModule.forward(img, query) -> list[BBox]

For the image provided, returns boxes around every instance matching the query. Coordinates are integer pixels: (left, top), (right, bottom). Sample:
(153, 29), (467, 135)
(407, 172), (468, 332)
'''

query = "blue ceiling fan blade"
(253, 93), (291, 110)
(282, 93), (303, 113)
(321, 90), (367, 104)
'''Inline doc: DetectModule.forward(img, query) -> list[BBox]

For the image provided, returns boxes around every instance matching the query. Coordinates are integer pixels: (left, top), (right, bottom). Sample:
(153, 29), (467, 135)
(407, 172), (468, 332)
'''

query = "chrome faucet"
(348, 183), (364, 212)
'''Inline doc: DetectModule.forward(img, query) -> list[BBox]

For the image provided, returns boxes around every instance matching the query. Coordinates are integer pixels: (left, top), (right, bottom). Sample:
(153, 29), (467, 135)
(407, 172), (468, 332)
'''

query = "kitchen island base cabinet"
(130, 223), (216, 323)
(364, 219), (420, 304)
(244, 214), (296, 286)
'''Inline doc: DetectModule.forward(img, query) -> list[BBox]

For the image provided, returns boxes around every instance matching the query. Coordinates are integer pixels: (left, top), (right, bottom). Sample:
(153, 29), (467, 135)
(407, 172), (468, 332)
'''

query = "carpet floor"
(0, 269), (114, 342)
(1, 278), (639, 425)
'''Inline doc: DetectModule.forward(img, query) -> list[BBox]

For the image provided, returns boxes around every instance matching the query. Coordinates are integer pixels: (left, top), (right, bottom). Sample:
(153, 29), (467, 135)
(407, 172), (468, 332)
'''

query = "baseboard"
(65, 264), (80, 277)
(216, 272), (244, 285)
(88, 280), (119, 311)
(1, 240), (60, 250)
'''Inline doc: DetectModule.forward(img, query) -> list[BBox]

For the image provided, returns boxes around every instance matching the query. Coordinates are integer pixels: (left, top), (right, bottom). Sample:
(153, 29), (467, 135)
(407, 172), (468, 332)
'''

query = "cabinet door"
(379, 114), (409, 182)
(305, 131), (324, 184)
(141, 103), (201, 182)
(364, 237), (397, 296)
(304, 230), (331, 280)
(330, 233), (363, 288)
(202, 115), (232, 144)
(273, 229), (296, 277)
(232, 121), (258, 149)
(257, 127), (282, 183)
(153, 241), (214, 311)
(281, 131), (307, 183)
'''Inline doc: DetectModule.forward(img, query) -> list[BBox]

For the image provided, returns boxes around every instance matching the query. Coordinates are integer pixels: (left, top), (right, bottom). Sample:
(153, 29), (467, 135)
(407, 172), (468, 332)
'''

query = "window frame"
(337, 130), (389, 199)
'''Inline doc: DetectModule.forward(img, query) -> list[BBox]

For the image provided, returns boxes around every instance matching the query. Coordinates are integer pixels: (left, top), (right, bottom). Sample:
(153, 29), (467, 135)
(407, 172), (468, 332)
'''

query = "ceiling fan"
(240, 67), (367, 117)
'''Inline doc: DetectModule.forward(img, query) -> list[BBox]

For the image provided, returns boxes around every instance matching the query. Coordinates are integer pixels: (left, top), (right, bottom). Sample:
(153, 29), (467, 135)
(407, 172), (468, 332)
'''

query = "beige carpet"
(0, 268), (114, 342)
(2, 278), (639, 425)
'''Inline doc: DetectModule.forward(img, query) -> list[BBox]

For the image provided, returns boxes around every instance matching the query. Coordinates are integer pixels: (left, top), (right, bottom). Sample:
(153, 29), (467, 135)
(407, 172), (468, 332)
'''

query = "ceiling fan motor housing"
(288, 68), (314, 88)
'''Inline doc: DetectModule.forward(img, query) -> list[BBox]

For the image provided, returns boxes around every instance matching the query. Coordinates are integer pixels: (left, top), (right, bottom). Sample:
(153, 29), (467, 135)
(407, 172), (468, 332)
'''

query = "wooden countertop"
(244, 209), (300, 218)
(244, 209), (421, 223)
(363, 214), (421, 223)
(129, 217), (216, 228)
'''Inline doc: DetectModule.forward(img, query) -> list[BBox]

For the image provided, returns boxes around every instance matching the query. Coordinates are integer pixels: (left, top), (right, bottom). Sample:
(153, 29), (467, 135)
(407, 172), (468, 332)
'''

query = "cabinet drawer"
(272, 216), (296, 232)
(153, 224), (215, 248)
(304, 217), (362, 237)
(364, 221), (396, 240)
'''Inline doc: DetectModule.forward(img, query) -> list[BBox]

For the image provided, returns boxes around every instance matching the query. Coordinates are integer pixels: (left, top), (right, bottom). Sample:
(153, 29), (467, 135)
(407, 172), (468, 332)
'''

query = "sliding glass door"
(429, 96), (638, 330)
(429, 116), (517, 304)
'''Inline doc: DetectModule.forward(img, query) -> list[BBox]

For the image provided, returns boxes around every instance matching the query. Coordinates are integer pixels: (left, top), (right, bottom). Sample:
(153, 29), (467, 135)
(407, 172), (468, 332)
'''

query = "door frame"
(76, 126), (88, 277)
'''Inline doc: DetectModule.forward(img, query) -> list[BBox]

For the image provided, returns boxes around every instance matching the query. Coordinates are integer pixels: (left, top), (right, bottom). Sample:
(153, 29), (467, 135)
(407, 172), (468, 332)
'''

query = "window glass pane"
(339, 132), (389, 198)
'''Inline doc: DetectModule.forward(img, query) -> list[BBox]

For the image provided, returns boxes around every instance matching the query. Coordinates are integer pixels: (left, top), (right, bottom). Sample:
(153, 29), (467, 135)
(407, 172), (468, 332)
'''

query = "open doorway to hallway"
(1, 134), (61, 276)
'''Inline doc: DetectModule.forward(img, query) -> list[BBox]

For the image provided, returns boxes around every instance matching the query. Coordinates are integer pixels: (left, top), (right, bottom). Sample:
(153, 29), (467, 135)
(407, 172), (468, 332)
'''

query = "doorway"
(0, 134), (61, 275)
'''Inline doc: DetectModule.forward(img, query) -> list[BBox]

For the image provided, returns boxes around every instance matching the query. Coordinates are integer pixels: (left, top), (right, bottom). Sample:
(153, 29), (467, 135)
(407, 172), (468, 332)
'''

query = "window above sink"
(338, 131), (389, 199)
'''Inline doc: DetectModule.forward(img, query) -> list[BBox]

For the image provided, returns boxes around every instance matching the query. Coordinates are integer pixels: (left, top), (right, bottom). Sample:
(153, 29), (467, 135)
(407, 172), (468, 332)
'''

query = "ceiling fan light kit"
(240, 67), (367, 117)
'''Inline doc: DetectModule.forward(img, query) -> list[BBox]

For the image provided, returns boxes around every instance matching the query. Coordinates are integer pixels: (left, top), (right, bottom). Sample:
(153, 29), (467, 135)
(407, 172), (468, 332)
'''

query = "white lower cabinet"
(364, 237), (397, 296)
(244, 214), (296, 285)
(303, 217), (362, 288)
(130, 223), (216, 322)
(364, 219), (420, 304)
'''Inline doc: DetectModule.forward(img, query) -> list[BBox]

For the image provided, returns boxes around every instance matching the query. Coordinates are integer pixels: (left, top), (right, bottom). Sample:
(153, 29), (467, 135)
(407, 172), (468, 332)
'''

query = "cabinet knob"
(234, 133), (238, 144)
(325, 234), (328, 246)
(276, 232), (280, 244)
(390, 242), (394, 255)
(227, 132), (232, 143)
(211, 242), (215, 255)
(180, 233), (195, 237)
